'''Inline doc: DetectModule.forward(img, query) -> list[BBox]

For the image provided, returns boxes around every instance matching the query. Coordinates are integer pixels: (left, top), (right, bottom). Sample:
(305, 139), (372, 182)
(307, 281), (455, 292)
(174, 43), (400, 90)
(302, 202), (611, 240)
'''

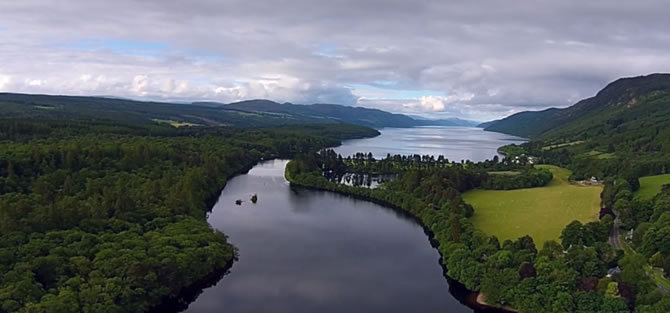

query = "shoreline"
(286, 171), (515, 313)
(474, 293), (518, 313)
(146, 258), (236, 313)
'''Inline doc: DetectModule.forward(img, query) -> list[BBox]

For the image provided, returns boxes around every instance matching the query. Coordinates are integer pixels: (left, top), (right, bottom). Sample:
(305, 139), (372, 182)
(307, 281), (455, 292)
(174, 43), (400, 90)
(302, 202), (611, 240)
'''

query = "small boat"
(250, 194), (258, 204)
(235, 199), (242, 205)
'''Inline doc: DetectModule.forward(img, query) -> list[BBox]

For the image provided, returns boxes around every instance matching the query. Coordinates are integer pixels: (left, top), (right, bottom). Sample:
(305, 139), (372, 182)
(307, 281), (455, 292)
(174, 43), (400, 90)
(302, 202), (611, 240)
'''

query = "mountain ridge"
(0, 92), (477, 129)
(482, 73), (670, 142)
(222, 99), (479, 128)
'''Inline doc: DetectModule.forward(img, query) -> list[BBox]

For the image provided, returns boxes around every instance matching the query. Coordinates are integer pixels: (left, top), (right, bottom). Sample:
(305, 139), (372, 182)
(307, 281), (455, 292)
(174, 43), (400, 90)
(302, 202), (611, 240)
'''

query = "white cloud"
(131, 75), (149, 95)
(26, 79), (44, 86)
(0, 75), (11, 90)
(403, 96), (445, 112)
(0, 0), (669, 119)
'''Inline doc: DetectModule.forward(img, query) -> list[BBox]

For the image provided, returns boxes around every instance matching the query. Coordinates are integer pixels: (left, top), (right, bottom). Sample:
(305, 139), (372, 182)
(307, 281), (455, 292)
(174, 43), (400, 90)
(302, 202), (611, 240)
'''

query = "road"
(609, 214), (669, 294)
(609, 216), (622, 249)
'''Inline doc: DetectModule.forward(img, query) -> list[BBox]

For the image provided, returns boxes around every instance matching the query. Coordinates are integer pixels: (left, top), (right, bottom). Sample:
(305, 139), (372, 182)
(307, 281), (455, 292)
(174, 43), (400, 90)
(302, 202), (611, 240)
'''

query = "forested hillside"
(0, 93), (476, 130)
(0, 93), (335, 127)
(224, 100), (479, 128)
(0, 119), (377, 312)
(225, 100), (419, 128)
(484, 74), (670, 145)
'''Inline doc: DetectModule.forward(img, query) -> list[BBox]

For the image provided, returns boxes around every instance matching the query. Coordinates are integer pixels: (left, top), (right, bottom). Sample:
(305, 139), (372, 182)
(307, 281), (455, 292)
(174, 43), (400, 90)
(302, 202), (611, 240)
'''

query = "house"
(590, 176), (599, 183)
(607, 266), (622, 277)
(624, 228), (634, 241)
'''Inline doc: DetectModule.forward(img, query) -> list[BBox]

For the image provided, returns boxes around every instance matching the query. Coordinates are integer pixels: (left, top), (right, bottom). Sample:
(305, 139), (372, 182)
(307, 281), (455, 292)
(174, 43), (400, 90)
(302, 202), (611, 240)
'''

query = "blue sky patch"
(67, 38), (169, 57)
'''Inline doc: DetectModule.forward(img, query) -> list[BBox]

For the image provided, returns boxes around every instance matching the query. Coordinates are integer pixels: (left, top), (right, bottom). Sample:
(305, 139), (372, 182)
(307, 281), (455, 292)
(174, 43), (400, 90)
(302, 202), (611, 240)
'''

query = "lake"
(167, 127), (522, 313)
(333, 126), (525, 161)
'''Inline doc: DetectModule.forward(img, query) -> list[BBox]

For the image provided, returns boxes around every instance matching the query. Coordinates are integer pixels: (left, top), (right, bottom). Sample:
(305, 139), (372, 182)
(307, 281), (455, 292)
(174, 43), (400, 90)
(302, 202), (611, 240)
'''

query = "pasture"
(636, 174), (670, 200)
(463, 165), (602, 247)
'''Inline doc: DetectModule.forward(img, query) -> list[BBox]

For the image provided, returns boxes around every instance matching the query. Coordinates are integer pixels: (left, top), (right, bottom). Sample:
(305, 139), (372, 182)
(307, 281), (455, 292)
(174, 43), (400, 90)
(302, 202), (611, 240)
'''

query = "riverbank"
(475, 293), (518, 313)
(147, 257), (236, 313)
(285, 162), (514, 313)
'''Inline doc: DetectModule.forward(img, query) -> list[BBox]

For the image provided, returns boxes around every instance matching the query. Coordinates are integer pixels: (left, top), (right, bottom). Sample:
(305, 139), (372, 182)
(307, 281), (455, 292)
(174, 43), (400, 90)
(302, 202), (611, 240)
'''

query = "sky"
(1, 1), (669, 121)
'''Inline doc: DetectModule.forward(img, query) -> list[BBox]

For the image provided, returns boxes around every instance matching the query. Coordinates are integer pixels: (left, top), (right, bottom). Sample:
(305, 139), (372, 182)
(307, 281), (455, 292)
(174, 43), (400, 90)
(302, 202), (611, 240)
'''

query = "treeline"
(481, 169), (553, 190)
(604, 175), (670, 282)
(321, 149), (528, 175)
(286, 151), (670, 313)
(499, 141), (669, 183)
(0, 119), (376, 313)
(318, 149), (549, 191)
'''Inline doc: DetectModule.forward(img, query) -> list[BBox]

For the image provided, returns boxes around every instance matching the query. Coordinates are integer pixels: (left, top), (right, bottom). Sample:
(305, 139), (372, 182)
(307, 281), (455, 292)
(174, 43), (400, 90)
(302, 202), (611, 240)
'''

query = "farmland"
(463, 165), (602, 246)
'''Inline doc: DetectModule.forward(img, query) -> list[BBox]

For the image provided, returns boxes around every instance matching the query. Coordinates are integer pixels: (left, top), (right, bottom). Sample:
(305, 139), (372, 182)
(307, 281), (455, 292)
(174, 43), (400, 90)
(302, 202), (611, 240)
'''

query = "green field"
(636, 174), (670, 200)
(151, 119), (201, 128)
(541, 141), (585, 151)
(585, 150), (615, 160)
(463, 165), (602, 247)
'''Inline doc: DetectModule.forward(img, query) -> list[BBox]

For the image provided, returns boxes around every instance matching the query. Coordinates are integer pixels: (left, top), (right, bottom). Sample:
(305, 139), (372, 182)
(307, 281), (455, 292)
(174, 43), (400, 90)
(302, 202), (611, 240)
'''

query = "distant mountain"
(224, 100), (417, 128)
(0, 93), (330, 127)
(418, 117), (479, 127)
(190, 101), (226, 107)
(483, 73), (670, 143)
(477, 120), (499, 128)
(0, 92), (478, 129)
(407, 115), (478, 126)
(224, 100), (478, 128)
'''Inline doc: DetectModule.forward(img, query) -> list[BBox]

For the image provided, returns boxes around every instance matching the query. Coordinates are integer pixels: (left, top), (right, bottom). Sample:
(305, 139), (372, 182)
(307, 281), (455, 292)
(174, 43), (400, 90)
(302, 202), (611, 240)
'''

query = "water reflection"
(173, 160), (478, 313)
(159, 125), (522, 313)
(323, 171), (397, 189)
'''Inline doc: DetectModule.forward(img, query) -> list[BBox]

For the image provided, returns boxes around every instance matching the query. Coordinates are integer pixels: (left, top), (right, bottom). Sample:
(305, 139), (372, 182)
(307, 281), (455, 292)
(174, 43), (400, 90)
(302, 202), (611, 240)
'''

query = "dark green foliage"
(286, 151), (623, 313)
(480, 168), (553, 190)
(226, 100), (422, 128)
(0, 92), (475, 130)
(484, 74), (670, 143)
(225, 100), (478, 128)
(0, 119), (377, 312)
(485, 74), (670, 186)
(560, 220), (610, 248)
(0, 93), (342, 128)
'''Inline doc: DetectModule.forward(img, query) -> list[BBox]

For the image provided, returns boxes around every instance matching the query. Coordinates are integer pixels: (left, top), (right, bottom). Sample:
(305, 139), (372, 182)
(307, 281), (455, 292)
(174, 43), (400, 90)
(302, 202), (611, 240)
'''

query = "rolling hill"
(223, 100), (479, 128)
(0, 93), (333, 128)
(0, 93), (477, 129)
(223, 100), (417, 128)
(483, 74), (670, 153)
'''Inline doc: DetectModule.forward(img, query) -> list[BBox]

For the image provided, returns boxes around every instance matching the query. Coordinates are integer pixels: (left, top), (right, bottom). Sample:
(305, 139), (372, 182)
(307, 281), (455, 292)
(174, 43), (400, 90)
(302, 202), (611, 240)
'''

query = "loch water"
(167, 127), (525, 313)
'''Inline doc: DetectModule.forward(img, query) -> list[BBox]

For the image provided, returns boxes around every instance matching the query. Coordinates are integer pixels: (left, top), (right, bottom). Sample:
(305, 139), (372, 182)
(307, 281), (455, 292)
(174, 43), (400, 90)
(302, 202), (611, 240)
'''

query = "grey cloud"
(1, 0), (670, 119)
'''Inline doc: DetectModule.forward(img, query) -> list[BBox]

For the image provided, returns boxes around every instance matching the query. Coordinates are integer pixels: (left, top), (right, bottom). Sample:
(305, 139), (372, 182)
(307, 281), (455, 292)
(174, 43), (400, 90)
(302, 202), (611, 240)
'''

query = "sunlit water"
(333, 126), (525, 161)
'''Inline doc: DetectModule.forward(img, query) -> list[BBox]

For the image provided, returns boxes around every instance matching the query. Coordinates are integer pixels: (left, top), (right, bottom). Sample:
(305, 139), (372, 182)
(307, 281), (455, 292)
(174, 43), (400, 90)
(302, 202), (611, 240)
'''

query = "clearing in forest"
(463, 165), (601, 247)
(636, 174), (670, 200)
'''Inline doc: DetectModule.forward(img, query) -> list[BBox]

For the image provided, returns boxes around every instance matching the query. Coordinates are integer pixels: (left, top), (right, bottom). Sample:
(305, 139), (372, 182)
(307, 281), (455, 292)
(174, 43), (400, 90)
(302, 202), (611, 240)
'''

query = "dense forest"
(286, 150), (670, 313)
(0, 92), (475, 129)
(0, 119), (378, 313)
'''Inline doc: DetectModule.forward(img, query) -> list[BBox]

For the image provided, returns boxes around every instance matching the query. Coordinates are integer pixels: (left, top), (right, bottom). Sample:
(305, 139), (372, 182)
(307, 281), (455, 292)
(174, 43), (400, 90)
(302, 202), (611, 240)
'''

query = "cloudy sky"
(1, 0), (669, 121)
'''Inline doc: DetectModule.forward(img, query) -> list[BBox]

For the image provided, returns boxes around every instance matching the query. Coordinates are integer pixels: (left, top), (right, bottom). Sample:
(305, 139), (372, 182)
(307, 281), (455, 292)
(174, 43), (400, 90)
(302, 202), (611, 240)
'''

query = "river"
(166, 127), (525, 313)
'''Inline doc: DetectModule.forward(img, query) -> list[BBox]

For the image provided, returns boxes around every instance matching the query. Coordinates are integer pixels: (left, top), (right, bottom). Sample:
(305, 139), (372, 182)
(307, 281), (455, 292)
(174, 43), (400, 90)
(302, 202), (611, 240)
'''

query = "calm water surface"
(175, 127), (521, 313)
(333, 126), (525, 161)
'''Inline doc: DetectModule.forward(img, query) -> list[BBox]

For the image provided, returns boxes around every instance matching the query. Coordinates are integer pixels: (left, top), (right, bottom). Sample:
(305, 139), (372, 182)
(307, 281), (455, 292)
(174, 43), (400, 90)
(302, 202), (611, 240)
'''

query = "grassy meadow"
(151, 119), (201, 127)
(463, 165), (602, 247)
(636, 174), (670, 200)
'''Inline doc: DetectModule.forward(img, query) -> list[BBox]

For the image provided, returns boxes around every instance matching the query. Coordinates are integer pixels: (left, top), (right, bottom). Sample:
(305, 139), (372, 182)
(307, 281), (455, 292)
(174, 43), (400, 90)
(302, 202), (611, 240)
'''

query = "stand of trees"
(0, 119), (377, 313)
(480, 168), (553, 190)
(286, 150), (669, 313)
